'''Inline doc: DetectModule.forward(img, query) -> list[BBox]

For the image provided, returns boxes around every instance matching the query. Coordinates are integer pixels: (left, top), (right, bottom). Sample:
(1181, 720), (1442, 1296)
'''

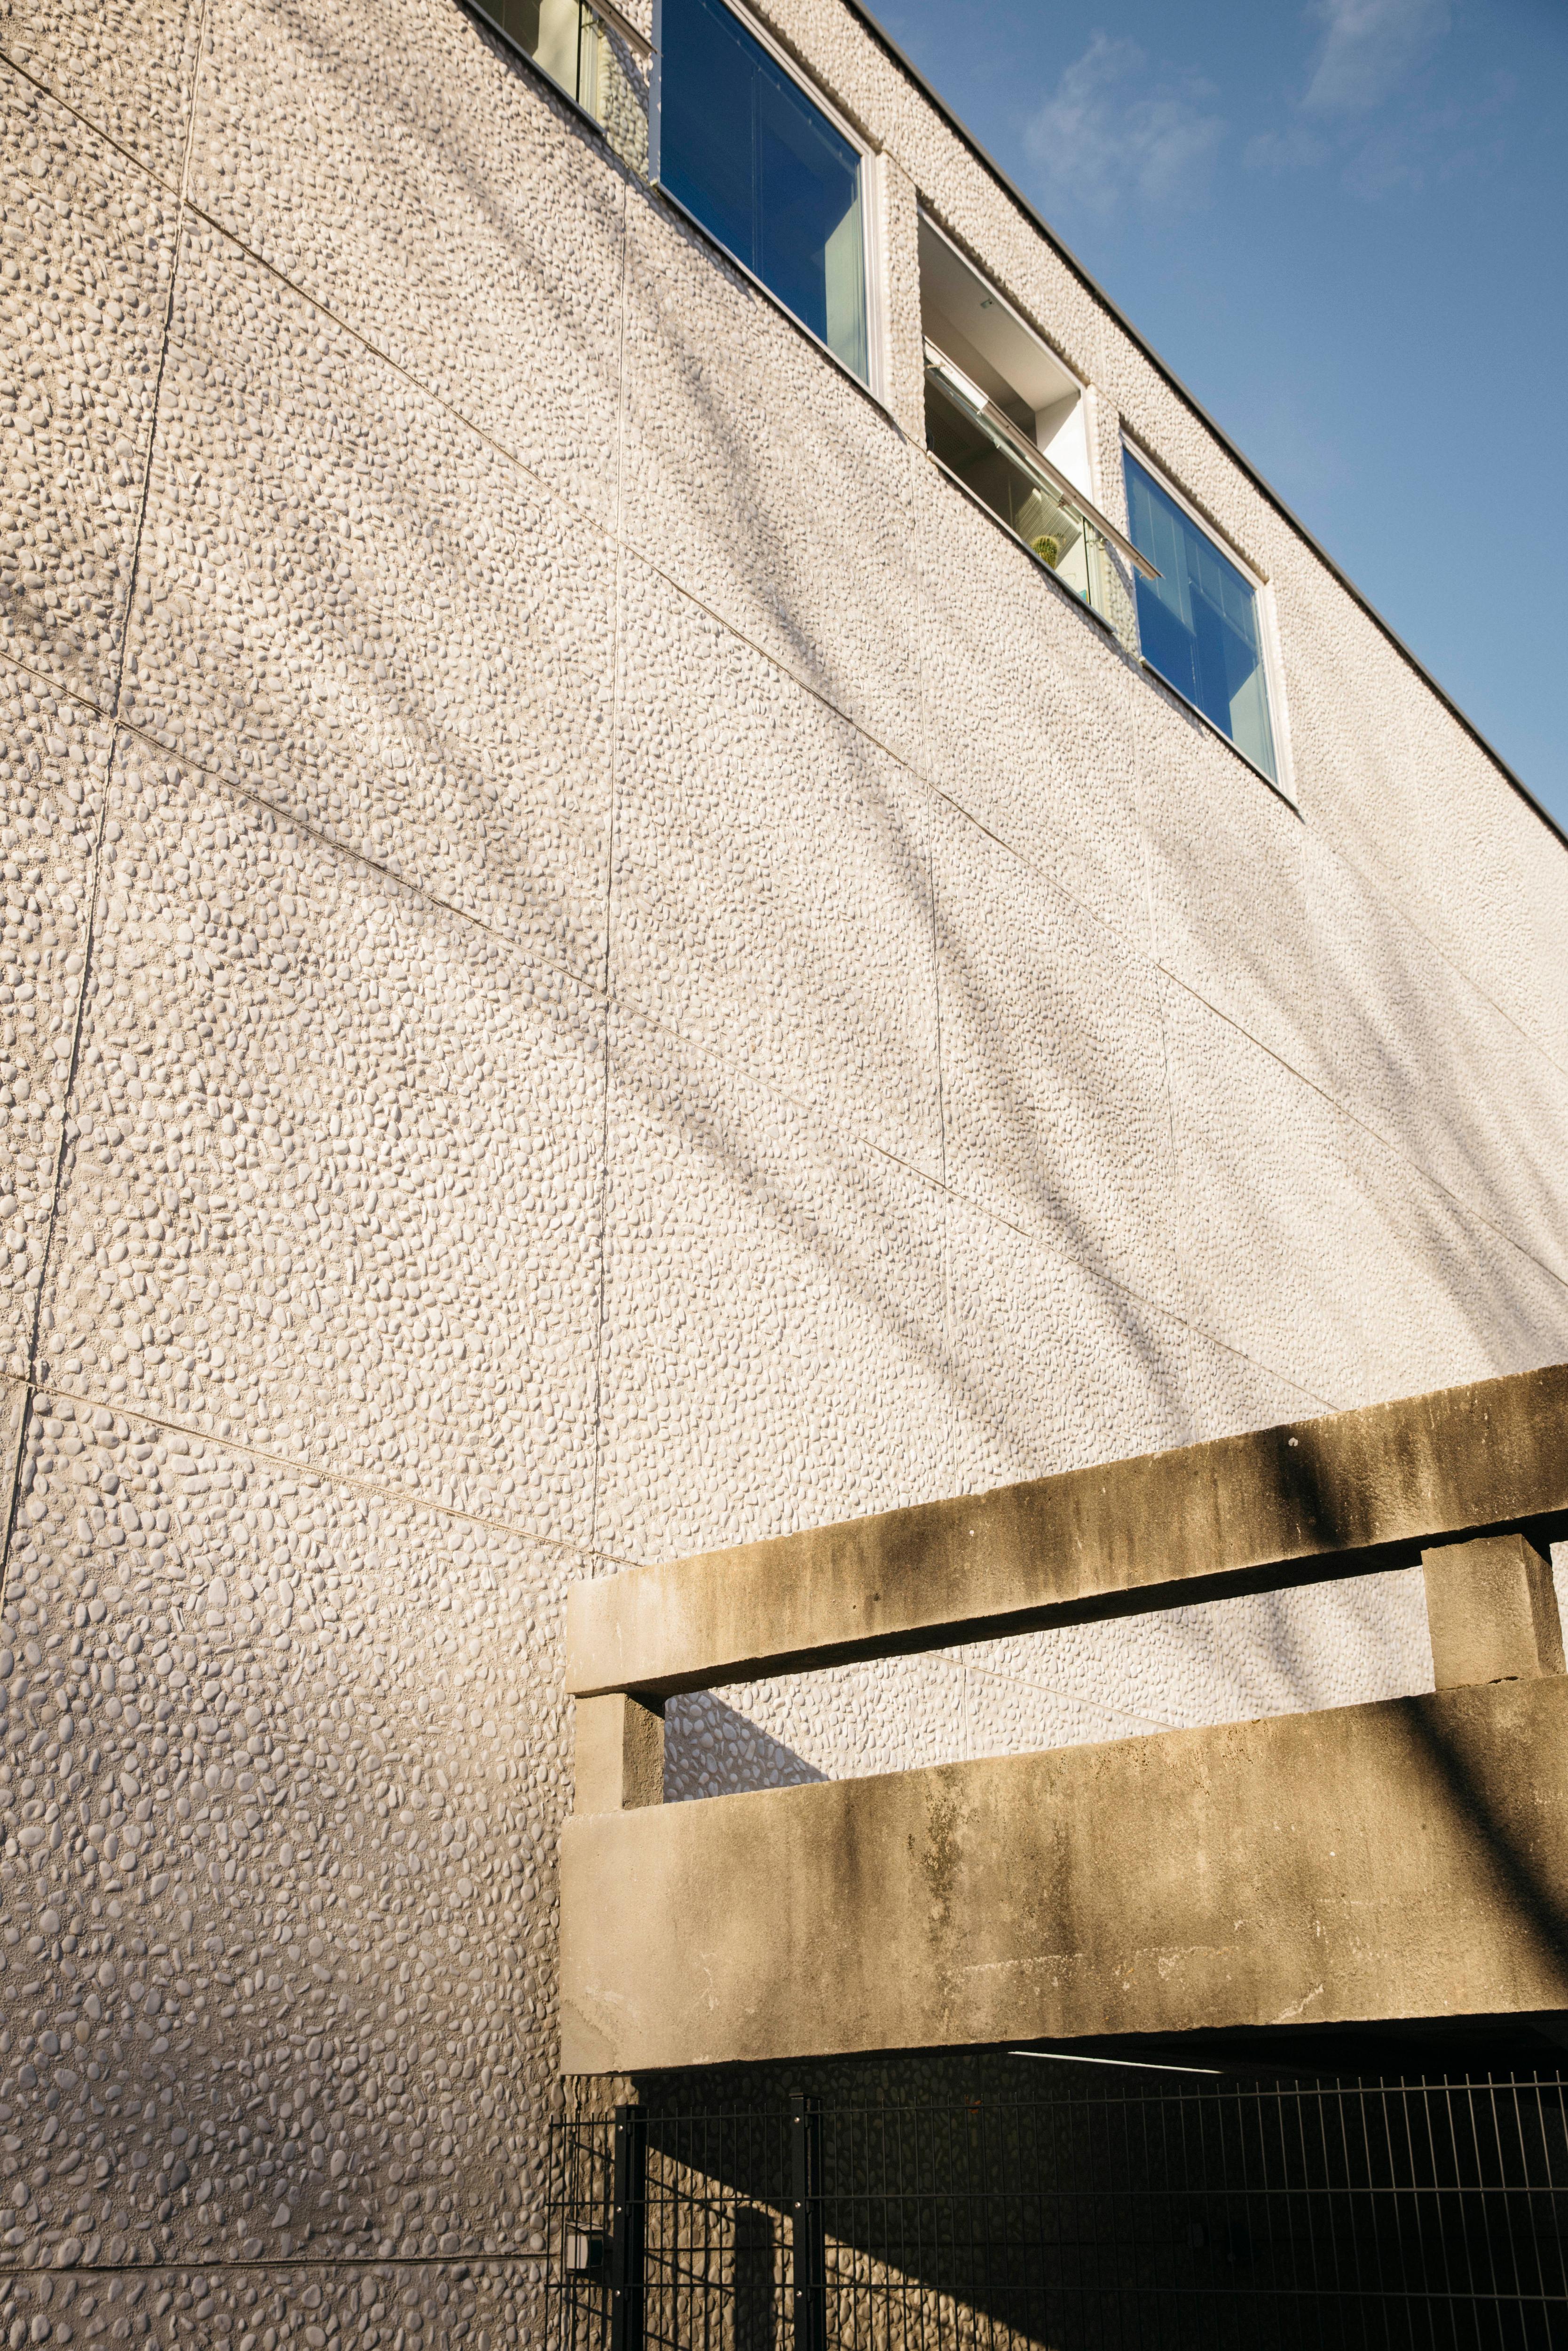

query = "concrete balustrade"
(563, 1363), (1568, 2073)
(567, 1362), (1568, 1701)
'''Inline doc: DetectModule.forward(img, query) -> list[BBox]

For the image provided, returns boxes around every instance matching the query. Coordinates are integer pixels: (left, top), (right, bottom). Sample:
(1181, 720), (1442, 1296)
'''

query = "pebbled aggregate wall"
(0, 0), (1565, 2335)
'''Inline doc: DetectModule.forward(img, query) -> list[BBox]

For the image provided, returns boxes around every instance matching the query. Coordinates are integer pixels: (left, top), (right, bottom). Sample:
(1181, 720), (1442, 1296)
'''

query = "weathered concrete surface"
(560, 1676), (1568, 2073)
(1424, 1531), (1567, 1689)
(574, 1690), (666, 1812)
(567, 1362), (1568, 1697)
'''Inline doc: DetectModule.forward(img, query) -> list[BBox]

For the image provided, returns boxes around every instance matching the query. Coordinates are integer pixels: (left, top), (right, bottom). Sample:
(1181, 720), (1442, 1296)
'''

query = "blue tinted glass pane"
(1123, 454), (1277, 783)
(659, 0), (868, 380)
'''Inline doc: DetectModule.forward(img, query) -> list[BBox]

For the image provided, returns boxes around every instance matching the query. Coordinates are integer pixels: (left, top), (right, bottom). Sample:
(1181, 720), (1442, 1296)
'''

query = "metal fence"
(544, 2072), (1568, 2350)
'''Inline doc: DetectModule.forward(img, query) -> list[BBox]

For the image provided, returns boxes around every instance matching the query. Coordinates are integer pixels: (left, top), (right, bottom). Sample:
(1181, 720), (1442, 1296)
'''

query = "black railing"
(546, 2072), (1568, 2349)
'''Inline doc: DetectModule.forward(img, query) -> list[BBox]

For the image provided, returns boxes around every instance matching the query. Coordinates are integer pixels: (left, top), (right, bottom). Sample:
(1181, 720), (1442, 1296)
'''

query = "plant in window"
(1031, 534), (1061, 568)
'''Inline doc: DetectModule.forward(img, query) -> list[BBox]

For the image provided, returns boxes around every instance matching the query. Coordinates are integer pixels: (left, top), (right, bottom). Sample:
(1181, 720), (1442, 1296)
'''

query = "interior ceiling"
(918, 214), (1077, 419)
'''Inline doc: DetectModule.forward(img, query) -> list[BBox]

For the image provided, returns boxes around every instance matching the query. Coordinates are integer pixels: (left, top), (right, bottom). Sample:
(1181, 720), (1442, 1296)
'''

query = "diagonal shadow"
(663, 1691), (826, 1802)
(1399, 1683), (1568, 1989)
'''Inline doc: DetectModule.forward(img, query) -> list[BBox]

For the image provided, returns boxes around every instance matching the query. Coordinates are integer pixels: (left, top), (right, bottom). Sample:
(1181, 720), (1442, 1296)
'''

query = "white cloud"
(1024, 33), (1224, 215)
(1304, 0), (1451, 114)
(1243, 125), (1329, 171)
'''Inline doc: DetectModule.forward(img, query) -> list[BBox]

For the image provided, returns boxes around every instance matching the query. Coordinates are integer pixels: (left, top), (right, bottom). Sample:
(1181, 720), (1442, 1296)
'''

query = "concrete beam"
(566, 1363), (1568, 1698)
(1423, 1531), (1566, 1689)
(559, 1676), (1568, 2074)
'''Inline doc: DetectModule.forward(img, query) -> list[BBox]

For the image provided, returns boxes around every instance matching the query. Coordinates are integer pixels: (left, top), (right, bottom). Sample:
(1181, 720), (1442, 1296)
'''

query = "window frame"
(1121, 436), (1296, 806)
(916, 207), (1094, 486)
(916, 212), (1161, 630)
(651, 0), (887, 402)
(466, 0), (612, 134)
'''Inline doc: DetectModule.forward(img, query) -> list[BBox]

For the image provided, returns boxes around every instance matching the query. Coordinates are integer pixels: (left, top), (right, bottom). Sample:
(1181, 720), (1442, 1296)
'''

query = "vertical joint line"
(21, 0), (213, 1396)
(0, 1383), (35, 1621)
(590, 173), (633, 1560)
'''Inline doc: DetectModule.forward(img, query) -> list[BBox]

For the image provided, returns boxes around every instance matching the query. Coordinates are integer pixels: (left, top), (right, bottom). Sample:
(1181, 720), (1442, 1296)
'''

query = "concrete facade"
(563, 1675), (1568, 2073)
(1, 0), (1568, 2338)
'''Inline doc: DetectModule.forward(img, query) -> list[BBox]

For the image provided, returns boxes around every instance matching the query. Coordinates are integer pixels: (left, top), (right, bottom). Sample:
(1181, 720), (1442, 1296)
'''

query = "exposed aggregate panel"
(664, 1653), (1156, 1799)
(1085, 333), (1567, 1063)
(665, 1647), (968, 1801)
(612, 555), (942, 1175)
(1333, 1117), (1568, 1411)
(0, 0), (202, 188)
(0, 0), (1564, 2311)
(619, 187), (923, 767)
(0, 1394), (570, 2269)
(1314, 858), (1568, 1291)
(1134, 673), (1333, 1094)
(955, 1563), (1435, 1742)
(932, 805), (1180, 1312)
(0, 2257), (536, 2347)
(0, 1374), (23, 1483)
(189, 0), (628, 525)
(940, 1185), (1193, 1503)
(910, 457), (1146, 944)
(1513, 783), (1568, 1066)
(1162, 977), (1376, 1408)
(123, 225), (617, 980)
(790, 0), (1568, 1063)
(0, 69), (178, 702)
(592, 1003), (952, 1567)
(1180, 1323), (1327, 1442)
(39, 742), (606, 1538)
(0, 655), (109, 1379)
(1339, 612), (1546, 1038)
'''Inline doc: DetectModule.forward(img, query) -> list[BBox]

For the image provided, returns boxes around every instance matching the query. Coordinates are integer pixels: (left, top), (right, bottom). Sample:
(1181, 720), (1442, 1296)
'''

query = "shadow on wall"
(664, 1693), (826, 1802)
(632, 1692), (1568, 2345)
(136, 0), (1568, 1754)
(1153, 698), (1568, 1412)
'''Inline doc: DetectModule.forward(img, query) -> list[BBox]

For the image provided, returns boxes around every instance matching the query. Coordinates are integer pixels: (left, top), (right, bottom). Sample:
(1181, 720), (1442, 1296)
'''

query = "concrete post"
(574, 1690), (666, 1812)
(1420, 1530), (1566, 1689)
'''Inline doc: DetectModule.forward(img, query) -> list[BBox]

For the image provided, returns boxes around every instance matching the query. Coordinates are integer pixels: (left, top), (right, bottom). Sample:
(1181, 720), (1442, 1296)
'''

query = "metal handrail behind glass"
(925, 362), (1108, 616)
(589, 0), (650, 57)
(924, 341), (1158, 584)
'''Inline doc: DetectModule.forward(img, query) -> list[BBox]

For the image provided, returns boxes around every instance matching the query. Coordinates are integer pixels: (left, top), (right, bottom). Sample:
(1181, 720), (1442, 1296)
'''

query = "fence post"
(791, 2092), (827, 2351)
(609, 2103), (647, 2351)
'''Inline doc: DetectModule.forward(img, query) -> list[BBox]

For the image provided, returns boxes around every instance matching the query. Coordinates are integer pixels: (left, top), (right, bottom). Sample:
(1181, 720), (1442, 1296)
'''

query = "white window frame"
(467, 0), (629, 131)
(916, 208), (1094, 491)
(1122, 435), (1296, 806)
(651, 0), (887, 403)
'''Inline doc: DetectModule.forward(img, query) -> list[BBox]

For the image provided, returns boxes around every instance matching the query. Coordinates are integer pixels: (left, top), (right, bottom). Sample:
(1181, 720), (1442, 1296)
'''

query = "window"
(1123, 451), (1281, 787)
(477, 0), (605, 118)
(655, 0), (872, 385)
(918, 214), (1151, 624)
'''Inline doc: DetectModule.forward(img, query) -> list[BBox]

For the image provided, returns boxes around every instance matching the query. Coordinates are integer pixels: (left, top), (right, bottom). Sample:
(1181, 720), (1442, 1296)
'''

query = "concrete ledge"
(566, 1362), (1568, 1697)
(559, 1676), (1568, 2074)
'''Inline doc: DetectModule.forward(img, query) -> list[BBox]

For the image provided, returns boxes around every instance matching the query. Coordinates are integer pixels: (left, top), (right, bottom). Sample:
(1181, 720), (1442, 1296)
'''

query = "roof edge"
(840, 0), (1566, 854)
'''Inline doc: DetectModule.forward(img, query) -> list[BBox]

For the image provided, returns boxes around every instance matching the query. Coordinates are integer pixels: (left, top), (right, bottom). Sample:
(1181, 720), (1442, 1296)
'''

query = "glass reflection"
(478, 0), (603, 117)
(1124, 453), (1278, 783)
(924, 362), (1111, 619)
(659, 0), (869, 382)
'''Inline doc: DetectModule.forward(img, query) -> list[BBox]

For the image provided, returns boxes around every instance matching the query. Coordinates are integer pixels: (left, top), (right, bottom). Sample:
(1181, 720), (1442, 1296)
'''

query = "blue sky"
(871, 0), (1568, 831)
